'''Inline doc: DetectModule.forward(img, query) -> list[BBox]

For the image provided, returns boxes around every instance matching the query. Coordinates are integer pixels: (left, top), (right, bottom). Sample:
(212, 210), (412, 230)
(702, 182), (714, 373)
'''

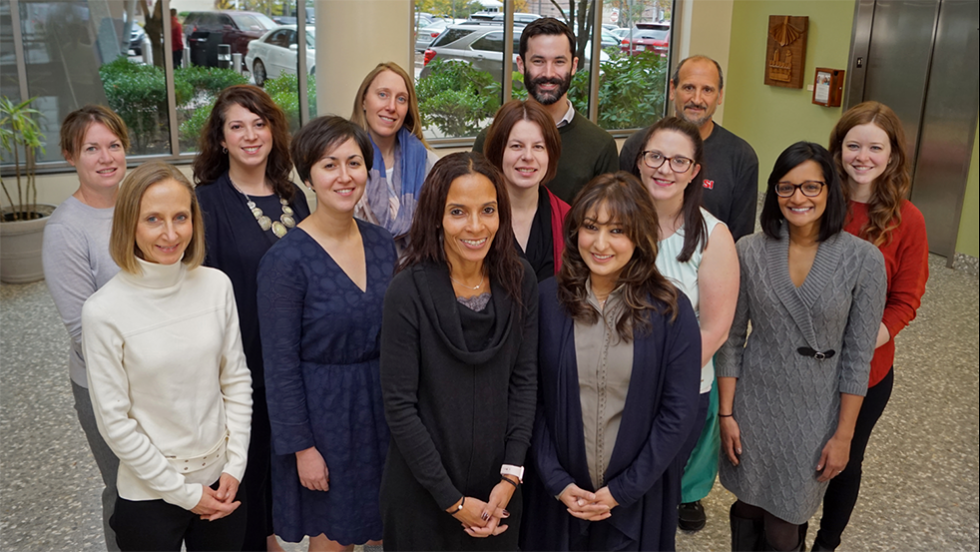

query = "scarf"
(366, 126), (428, 238)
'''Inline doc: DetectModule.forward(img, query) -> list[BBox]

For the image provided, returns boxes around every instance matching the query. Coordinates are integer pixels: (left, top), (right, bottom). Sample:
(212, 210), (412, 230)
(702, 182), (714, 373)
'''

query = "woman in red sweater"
(815, 101), (930, 551)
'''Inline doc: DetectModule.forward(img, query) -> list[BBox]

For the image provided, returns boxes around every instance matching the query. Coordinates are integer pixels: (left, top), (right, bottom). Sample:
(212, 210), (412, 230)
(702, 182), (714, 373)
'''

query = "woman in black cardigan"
(522, 172), (702, 551)
(379, 152), (538, 551)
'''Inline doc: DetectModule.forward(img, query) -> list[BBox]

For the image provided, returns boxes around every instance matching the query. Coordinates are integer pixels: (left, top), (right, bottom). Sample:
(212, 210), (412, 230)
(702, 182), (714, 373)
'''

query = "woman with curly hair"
(812, 102), (929, 552)
(522, 172), (702, 551)
(193, 84), (311, 551)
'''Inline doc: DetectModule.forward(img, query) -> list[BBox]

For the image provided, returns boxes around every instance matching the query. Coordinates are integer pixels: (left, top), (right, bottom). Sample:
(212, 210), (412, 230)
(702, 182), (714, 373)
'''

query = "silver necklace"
(231, 180), (296, 238)
(450, 273), (485, 291)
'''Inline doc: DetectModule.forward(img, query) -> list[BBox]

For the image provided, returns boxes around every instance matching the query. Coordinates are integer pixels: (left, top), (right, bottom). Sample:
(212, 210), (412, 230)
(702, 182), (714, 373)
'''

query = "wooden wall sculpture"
(765, 15), (808, 89)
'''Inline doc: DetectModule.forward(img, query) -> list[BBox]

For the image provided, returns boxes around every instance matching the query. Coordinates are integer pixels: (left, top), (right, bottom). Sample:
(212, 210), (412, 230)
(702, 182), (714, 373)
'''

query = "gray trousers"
(71, 379), (121, 551)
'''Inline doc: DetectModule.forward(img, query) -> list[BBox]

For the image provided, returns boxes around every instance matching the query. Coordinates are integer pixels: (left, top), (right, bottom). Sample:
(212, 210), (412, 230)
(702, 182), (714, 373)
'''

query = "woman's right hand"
(558, 483), (611, 521)
(720, 416), (742, 466)
(296, 446), (329, 491)
(191, 485), (241, 521)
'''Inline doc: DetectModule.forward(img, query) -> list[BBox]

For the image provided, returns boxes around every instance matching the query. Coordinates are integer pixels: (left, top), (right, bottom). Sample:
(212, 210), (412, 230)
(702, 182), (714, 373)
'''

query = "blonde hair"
(350, 62), (429, 148)
(110, 162), (205, 274)
(60, 105), (130, 161)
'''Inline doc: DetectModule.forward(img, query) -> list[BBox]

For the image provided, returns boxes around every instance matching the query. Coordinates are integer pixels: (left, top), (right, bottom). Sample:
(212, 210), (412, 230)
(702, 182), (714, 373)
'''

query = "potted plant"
(1, 96), (54, 284)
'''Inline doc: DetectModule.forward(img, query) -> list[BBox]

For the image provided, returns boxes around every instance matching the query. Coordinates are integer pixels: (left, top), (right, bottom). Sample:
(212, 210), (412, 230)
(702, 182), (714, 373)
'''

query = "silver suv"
(421, 23), (607, 82)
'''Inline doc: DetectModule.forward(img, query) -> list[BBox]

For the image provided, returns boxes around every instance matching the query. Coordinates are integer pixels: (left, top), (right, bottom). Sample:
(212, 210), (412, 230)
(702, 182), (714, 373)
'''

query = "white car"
(245, 25), (315, 86)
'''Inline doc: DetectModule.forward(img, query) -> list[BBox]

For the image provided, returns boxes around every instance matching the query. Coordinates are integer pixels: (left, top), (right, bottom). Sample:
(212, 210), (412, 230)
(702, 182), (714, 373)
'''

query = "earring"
(222, 147), (228, 154)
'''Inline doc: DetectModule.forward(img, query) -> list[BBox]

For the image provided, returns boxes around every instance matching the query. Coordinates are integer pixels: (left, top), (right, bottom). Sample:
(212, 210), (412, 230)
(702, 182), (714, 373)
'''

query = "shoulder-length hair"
(350, 62), (429, 148)
(110, 161), (205, 274)
(399, 152), (525, 306)
(60, 104), (130, 160)
(483, 99), (561, 186)
(558, 171), (679, 342)
(760, 141), (847, 242)
(631, 116), (707, 263)
(192, 85), (294, 200)
(828, 101), (910, 246)
(290, 116), (374, 185)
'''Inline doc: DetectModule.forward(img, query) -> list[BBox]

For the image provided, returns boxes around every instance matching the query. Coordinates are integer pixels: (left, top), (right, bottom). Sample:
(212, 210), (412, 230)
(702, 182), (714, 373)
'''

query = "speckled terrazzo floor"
(2, 254), (977, 552)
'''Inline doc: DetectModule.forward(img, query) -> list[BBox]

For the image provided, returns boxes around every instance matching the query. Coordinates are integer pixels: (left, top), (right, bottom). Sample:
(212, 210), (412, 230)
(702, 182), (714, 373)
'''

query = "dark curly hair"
(558, 171), (679, 342)
(399, 152), (525, 308)
(192, 85), (295, 200)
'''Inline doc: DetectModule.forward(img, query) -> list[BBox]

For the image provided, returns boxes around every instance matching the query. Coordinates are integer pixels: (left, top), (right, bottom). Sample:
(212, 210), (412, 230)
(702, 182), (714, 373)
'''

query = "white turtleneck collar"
(119, 256), (188, 289)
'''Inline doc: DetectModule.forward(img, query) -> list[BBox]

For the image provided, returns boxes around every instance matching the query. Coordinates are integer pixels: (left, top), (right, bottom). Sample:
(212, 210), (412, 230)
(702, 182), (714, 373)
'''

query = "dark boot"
(730, 503), (764, 551)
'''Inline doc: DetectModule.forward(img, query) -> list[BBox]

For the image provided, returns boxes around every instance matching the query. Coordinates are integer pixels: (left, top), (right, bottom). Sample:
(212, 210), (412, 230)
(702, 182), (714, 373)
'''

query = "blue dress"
(257, 220), (396, 544)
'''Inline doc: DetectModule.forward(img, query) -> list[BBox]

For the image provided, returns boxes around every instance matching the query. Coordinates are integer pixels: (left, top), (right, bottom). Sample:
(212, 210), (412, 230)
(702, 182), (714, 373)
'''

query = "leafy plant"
(264, 72), (317, 130)
(176, 65), (248, 97)
(0, 97), (46, 221)
(416, 59), (503, 137)
(100, 56), (168, 152)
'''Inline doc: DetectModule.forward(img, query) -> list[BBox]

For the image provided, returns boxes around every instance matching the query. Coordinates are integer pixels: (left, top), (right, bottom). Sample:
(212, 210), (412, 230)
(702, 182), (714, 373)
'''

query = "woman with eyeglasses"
(716, 142), (886, 552)
(811, 102), (929, 552)
(632, 117), (739, 530)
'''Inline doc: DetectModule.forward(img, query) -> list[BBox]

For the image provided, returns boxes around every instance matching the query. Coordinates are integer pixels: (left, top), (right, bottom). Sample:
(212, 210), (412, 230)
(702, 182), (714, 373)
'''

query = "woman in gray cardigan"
(716, 142), (886, 552)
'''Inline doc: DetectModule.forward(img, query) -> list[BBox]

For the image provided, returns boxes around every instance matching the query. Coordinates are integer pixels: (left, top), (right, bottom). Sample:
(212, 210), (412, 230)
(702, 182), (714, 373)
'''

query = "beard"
(524, 69), (573, 106)
(678, 101), (713, 128)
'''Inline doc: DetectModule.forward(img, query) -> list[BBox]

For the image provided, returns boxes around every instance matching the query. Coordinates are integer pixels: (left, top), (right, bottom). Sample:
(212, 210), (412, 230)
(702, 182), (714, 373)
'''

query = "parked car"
(245, 25), (315, 86)
(468, 12), (541, 24)
(620, 22), (670, 56)
(183, 10), (277, 67)
(421, 23), (608, 82)
(415, 18), (448, 52)
(129, 23), (146, 55)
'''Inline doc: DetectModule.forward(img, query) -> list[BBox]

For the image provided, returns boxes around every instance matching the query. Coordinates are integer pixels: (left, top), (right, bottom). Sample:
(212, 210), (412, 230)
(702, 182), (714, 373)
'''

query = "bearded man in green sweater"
(473, 17), (619, 204)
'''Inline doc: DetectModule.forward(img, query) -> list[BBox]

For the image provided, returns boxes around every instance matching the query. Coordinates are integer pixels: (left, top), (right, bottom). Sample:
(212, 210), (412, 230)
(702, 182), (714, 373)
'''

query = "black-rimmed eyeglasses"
(774, 180), (825, 198)
(641, 151), (695, 173)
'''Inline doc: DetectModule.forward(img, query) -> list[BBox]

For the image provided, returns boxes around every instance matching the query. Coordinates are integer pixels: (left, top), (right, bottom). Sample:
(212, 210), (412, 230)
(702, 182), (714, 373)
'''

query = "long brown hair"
(558, 172), (679, 342)
(632, 116), (707, 262)
(399, 152), (525, 307)
(483, 99), (561, 186)
(350, 62), (428, 148)
(192, 85), (295, 200)
(829, 101), (910, 246)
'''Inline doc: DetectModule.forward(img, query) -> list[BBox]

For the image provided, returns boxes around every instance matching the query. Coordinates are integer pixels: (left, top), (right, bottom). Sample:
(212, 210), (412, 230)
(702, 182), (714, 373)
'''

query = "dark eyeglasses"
(775, 180), (825, 198)
(641, 151), (695, 173)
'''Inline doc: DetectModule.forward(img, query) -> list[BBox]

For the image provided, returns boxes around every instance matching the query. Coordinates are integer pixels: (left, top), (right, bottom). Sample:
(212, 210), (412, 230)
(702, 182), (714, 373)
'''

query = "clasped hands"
(191, 472), (241, 521)
(447, 477), (518, 538)
(558, 483), (618, 522)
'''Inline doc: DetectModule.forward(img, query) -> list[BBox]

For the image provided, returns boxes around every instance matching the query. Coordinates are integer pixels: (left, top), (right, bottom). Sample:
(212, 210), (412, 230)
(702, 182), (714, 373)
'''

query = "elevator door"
(845, 0), (980, 263)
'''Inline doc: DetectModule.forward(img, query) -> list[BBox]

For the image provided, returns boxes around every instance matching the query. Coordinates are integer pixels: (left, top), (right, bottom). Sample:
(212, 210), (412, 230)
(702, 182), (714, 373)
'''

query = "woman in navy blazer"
(521, 172), (702, 551)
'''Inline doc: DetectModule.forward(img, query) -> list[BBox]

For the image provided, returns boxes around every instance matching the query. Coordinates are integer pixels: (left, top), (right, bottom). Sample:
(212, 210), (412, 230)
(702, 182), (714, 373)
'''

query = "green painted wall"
(955, 119), (979, 258)
(722, 0), (855, 186)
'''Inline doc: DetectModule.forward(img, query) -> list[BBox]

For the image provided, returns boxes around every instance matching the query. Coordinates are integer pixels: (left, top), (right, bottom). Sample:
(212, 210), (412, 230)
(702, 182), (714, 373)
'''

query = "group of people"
(41, 16), (929, 552)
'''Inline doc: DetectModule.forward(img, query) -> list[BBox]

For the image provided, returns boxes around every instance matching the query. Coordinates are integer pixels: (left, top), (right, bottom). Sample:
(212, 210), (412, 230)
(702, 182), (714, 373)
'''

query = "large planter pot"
(1, 204), (56, 284)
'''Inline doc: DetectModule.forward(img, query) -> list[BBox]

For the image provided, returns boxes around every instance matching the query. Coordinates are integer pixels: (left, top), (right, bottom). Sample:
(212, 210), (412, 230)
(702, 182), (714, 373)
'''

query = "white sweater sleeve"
(217, 279), (253, 483)
(82, 299), (204, 511)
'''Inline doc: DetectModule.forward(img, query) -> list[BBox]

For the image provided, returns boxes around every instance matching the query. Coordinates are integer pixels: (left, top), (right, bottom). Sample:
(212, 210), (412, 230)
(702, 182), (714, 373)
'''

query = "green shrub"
(416, 59), (502, 137)
(178, 104), (213, 151)
(264, 72), (317, 130)
(175, 66), (248, 98)
(100, 56), (168, 152)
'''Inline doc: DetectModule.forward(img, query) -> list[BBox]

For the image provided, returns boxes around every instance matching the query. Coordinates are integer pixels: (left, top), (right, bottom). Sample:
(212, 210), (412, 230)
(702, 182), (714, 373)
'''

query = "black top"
(515, 189), (555, 283)
(379, 259), (538, 551)
(196, 172), (311, 388)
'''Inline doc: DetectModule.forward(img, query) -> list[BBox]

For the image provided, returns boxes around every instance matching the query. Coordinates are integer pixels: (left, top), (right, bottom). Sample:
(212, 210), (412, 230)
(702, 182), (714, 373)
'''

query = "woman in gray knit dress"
(716, 142), (886, 552)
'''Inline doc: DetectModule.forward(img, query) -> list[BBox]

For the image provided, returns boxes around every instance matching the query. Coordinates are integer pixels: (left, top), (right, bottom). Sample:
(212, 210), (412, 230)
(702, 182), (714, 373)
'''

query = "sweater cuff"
(502, 440), (529, 468)
(169, 482), (204, 511)
(839, 380), (869, 397)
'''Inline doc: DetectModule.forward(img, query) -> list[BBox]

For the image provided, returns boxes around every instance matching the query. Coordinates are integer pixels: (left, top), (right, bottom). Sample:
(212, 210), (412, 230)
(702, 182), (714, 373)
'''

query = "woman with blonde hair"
(42, 104), (130, 550)
(194, 84), (310, 551)
(350, 61), (439, 250)
(813, 101), (929, 552)
(82, 161), (252, 551)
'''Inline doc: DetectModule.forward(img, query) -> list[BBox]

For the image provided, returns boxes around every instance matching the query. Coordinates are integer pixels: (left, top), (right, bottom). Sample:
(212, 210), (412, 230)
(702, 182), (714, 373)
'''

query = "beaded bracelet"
(500, 475), (519, 489)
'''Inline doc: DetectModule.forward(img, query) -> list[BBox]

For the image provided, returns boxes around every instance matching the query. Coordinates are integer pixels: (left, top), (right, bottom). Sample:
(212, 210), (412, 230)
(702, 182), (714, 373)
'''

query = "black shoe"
(678, 500), (707, 532)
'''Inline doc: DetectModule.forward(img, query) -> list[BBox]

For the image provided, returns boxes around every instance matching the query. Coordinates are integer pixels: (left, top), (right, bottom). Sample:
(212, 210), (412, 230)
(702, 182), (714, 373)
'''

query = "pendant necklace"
(450, 273), (485, 291)
(230, 179), (296, 238)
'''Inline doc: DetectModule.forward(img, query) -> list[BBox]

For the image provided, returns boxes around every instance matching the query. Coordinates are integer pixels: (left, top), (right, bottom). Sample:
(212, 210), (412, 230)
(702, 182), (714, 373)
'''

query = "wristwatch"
(500, 464), (524, 483)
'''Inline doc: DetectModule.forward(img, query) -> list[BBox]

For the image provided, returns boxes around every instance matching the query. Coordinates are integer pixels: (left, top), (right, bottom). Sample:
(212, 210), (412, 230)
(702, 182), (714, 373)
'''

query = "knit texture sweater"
(474, 111), (619, 204)
(844, 199), (929, 387)
(82, 259), (252, 510)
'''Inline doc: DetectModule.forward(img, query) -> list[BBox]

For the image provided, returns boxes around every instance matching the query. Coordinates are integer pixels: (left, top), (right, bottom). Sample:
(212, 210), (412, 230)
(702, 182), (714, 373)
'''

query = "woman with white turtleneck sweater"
(82, 162), (252, 552)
